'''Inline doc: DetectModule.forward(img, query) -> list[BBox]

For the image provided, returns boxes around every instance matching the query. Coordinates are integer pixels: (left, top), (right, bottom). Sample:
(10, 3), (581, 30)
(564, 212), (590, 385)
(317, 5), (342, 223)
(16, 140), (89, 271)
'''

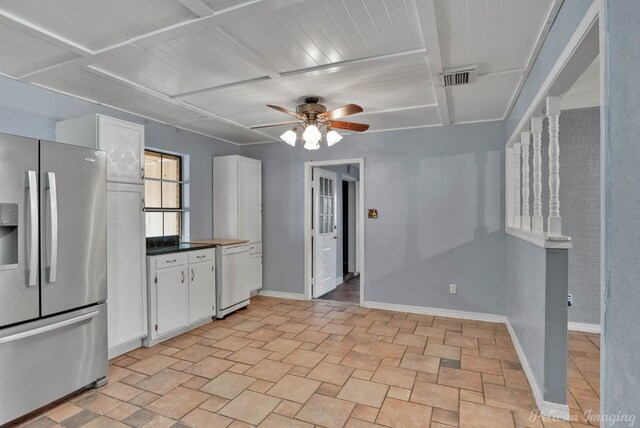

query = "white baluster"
(546, 96), (562, 236)
(531, 117), (544, 234)
(521, 132), (531, 231)
(513, 143), (521, 229)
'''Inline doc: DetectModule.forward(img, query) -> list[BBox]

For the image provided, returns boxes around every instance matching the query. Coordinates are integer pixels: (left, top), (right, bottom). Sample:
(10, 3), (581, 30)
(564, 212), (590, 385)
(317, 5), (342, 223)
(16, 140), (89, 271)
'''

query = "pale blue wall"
(0, 75), (238, 239)
(601, 0), (640, 418)
(241, 122), (507, 315)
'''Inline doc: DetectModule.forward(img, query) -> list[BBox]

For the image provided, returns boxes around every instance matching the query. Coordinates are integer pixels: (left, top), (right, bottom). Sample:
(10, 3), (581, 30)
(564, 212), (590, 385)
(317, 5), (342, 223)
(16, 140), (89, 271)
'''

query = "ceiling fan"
(251, 97), (369, 150)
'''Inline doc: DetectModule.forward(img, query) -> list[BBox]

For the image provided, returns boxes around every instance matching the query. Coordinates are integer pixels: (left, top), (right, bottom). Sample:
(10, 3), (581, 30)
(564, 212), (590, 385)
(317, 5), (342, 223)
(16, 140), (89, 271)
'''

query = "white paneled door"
(313, 168), (338, 298)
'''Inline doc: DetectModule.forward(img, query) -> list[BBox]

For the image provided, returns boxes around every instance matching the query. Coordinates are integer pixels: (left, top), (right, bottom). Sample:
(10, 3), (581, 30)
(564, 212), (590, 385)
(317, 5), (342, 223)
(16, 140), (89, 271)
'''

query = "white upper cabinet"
(56, 114), (145, 185)
(214, 155), (262, 244)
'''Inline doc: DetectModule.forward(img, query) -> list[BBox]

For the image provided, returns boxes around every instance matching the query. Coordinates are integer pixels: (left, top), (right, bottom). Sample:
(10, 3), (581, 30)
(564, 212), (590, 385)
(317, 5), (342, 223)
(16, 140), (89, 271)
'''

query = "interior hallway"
(318, 276), (360, 304)
(15, 296), (600, 428)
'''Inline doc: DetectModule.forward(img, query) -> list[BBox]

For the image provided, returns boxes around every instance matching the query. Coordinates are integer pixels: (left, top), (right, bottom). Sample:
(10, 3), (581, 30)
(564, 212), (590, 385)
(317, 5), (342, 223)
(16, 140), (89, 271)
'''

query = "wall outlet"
(568, 294), (573, 307)
(449, 284), (457, 294)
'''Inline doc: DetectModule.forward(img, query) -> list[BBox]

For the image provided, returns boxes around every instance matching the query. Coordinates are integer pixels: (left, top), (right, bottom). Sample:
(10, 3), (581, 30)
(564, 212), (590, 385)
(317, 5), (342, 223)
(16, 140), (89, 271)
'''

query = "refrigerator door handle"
(0, 311), (98, 344)
(47, 172), (59, 283)
(27, 171), (39, 287)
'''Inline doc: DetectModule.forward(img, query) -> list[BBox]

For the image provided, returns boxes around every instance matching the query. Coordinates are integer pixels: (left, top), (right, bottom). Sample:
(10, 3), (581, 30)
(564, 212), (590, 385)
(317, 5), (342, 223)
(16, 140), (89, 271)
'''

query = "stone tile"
(258, 413), (313, 428)
(461, 354), (504, 375)
(200, 371), (256, 399)
(460, 389), (485, 404)
(353, 341), (406, 359)
(122, 409), (155, 427)
(438, 367), (483, 392)
(341, 350), (382, 371)
(128, 391), (160, 407)
(267, 374), (321, 403)
(315, 339), (355, 356)
(411, 381), (459, 411)
(233, 320), (265, 332)
(47, 403), (83, 422)
(483, 383), (537, 412)
(440, 358), (461, 369)
(146, 386), (209, 419)
(128, 355), (180, 376)
(105, 403), (139, 421)
(227, 346), (271, 365)
(75, 393), (123, 415)
(432, 407), (458, 426)
(201, 327), (236, 340)
(387, 386), (411, 401)
(344, 419), (383, 428)
(57, 409), (100, 428)
(213, 336), (252, 351)
(294, 329), (331, 345)
(459, 401), (515, 428)
(393, 333), (427, 348)
(445, 333), (479, 349)
(79, 416), (128, 427)
(414, 326), (446, 338)
(100, 382), (143, 402)
(172, 344), (216, 362)
(184, 357), (234, 379)
(282, 348), (326, 368)
(181, 408), (233, 427)
(371, 365), (416, 389)
(352, 369), (374, 380)
(399, 353), (440, 374)
(462, 326), (495, 340)
(367, 324), (400, 337)
(273, 400), (303, 417)
(277, 322), (309, 334)
(134, 369), (193, 395)
(261, 315), (291, 325)
(249, 379), (276, 393)
(307, 362), (354, 385)
(21, 417), (57, 428)
(337, 378), (389, 407)
(262, 337), (303, 354)
(321, 323), (354, 335)
(199, 395), (230, 412)
(424, 343), (461, 360)
(376, 397), (432, 427)
(245, 359), (294, 382)
(317, 382), (343, 397)
(245, 329), (283, 342)
(351, 404), (379, 422)
(296, 394), (356, 428)
(218, 390), (281, 425)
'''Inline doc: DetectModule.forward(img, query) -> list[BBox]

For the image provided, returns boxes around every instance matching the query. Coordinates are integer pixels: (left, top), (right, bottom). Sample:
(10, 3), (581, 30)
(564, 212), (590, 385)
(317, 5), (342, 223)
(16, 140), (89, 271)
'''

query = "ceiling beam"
(215, 28), (282, 79)
(415, 0), (450, 126)
(175, 0), (214, 17)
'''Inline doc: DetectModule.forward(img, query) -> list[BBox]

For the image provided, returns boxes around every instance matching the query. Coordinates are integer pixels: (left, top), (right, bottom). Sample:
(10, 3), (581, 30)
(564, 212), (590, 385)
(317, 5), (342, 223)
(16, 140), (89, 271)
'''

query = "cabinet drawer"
(188, 249), (215, 264)
(154, 253), (188, 269)
(248, 243), (262, 255)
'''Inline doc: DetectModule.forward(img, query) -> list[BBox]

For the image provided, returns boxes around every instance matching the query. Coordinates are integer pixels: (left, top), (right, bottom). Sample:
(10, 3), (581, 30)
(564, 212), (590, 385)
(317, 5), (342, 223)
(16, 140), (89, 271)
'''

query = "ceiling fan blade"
(318, 103), (363, 121)
(267, 104), (305, 120)
(250, 121), (300, 130)
(329, 120), (369, 132)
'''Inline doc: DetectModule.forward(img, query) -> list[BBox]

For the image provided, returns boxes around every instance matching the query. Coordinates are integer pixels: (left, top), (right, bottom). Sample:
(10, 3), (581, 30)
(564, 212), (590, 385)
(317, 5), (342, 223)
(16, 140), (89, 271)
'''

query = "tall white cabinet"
(56, 114), (147, 358)
(213, 155), (262, 291)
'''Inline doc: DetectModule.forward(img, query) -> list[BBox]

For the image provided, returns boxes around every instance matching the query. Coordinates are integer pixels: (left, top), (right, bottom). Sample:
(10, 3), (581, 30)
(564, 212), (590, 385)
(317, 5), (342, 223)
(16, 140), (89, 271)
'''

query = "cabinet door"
(156, 266), (189, 335)
(107, 184), (147, 351)
(188, 261), (215, 323)
(98, 116), (145, 184)
(248, 253), (262, 291)
(237, 157), (261, 242)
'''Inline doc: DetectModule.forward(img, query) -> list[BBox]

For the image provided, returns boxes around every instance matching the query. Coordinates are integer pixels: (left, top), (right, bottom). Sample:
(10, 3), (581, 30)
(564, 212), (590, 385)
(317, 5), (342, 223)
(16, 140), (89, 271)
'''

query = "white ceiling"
(0, 0), (561, 145)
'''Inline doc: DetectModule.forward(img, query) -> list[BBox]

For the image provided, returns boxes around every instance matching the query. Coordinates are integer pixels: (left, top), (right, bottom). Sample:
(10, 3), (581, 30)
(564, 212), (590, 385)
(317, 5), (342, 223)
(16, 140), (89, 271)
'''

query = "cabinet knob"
(191, 269), (195, 282)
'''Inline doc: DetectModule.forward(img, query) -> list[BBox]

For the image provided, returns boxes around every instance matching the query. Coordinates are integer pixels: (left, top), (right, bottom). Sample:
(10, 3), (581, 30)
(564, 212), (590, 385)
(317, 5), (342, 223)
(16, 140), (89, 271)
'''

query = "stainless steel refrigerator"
(0, 133), (108, 425)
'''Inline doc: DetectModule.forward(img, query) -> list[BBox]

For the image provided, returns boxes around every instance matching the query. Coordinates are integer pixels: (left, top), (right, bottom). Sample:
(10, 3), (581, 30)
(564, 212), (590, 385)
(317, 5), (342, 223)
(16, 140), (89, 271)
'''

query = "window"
(144, 150), (186, 237)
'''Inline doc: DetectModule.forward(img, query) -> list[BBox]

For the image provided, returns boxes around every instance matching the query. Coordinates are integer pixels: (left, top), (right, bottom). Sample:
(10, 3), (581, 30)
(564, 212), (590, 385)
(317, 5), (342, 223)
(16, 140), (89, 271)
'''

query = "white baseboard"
(362, 301), (507, 323)
(505, 319), (570, 420)
(258, 290), (306, 300)
(108, 338), (144, 360)
(568, 322), (601, 334)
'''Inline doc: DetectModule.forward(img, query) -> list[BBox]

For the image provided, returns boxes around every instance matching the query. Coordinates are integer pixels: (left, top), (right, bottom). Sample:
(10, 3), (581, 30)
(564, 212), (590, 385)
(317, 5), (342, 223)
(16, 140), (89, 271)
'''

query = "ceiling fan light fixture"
(280, 128), (297, 146)
(303, 138), (320, 150)
(302, 124), (321, 142)
(326, 129), (343, 146)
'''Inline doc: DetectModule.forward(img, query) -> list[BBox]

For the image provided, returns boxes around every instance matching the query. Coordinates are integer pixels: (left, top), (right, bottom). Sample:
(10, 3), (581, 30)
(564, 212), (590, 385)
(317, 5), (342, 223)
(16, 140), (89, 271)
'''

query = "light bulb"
(303, 124), (321, 142)
(326, 129), (343, 146)
(280, 129), (297, 146)
(304, 138), (320, 150)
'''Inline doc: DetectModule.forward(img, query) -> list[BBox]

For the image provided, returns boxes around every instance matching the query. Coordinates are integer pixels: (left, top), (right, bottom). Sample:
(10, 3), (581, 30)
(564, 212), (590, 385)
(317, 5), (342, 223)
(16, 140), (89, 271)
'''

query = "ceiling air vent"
(439, 65), (478, 87)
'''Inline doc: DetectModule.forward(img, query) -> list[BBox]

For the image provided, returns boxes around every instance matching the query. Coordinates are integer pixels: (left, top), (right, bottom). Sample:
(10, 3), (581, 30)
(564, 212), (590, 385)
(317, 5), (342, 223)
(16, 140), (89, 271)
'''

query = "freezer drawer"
(0, 304), (108, 425)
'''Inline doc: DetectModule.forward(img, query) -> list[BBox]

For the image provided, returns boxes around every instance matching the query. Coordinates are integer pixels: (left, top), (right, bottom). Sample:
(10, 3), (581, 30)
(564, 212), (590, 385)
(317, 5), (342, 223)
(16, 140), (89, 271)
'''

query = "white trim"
(108, 338), (144, 360)
(506, 228), (572, 249)
(362, 301), (507, 324)
(568, 322), (601, 334)
(506, 0), (601, 148)
(335, 276), (344, 287)
(257, 290), (306, 300)
(505, 320), (570, 420)
(305, 159), (365, 307)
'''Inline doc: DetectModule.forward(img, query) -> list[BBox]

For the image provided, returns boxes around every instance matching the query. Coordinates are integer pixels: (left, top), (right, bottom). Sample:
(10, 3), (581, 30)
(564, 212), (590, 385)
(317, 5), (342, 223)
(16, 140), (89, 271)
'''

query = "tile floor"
(16, 297), (600, 428)
(318, 277), (360, 304)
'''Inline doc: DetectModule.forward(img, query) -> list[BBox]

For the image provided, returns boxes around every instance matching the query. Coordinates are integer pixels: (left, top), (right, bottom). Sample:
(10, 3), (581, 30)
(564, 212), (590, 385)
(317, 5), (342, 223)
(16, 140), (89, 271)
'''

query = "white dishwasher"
(216, 243), (251, 318)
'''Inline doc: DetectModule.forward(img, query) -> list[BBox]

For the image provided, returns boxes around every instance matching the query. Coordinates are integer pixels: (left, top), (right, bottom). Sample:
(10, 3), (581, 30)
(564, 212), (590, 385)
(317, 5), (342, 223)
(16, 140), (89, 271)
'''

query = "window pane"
(162, 182), (181, 209)
(145, 151), (162, 179)
(146, 212), (163, 237)
(163, 212), (180, 236)
(145, 180), (161, 208)
(162, 154), (181, 181)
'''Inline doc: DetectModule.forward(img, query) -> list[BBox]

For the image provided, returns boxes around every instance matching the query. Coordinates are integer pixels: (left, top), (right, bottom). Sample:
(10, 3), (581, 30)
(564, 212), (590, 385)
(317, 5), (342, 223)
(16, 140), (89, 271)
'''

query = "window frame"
(144, 149), (188, 238)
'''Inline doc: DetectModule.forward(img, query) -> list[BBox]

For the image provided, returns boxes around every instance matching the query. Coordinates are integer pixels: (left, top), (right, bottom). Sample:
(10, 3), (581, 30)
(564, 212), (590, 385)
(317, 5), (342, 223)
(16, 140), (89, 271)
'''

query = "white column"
(520, 131), (531, 231)
(512, 142), (521, 229)
(546, 96), (562, 236)
(531, 117), (544, 234)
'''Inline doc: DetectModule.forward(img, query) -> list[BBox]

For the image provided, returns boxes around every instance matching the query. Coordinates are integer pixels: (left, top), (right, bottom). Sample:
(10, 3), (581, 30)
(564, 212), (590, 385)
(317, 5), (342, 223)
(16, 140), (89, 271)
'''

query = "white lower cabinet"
(248, 248), (263, 292)
(145, 249), (216, 346)
(106, 183), (147, 359)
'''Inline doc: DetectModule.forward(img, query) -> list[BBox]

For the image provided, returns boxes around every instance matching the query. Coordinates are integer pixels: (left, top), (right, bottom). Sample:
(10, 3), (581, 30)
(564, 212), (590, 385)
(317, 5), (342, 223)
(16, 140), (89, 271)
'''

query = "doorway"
(304, 159), (364, 306)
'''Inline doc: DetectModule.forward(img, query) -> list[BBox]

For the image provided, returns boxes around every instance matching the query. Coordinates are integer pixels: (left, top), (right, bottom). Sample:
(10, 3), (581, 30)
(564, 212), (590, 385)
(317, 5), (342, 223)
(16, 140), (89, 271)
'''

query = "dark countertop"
(146, 242), (218, 256)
